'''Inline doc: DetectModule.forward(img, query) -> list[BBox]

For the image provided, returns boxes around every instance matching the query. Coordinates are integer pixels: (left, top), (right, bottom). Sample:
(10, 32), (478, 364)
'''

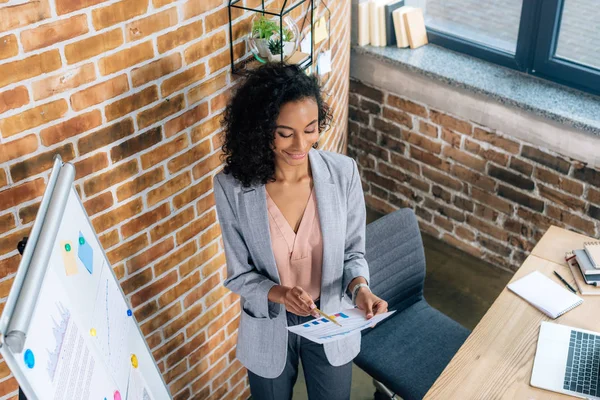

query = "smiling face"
(272, 98), (320, 167)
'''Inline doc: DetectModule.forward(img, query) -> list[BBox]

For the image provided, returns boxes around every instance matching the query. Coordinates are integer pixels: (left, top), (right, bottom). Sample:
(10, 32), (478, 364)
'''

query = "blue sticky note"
(321, 318), (329, 323)
(312, 321), (319, 325)
(24, 349), (34, 368)
(303, 324), (310, 328)
(77, 232), (93, 274)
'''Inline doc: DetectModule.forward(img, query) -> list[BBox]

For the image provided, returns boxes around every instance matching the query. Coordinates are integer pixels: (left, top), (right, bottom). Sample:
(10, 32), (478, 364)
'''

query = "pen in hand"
(314, 307), (342, 327)
(553, 271), (577, 294)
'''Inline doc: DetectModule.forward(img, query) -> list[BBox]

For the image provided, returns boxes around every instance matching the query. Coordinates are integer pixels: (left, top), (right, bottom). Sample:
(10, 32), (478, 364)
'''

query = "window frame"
(424, 0), (600, 97)
(533, 0), (600, 96)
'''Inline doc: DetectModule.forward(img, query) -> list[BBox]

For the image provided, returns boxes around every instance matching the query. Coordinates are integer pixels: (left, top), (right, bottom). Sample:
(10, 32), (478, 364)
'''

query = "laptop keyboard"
(564, 330), (600, 396)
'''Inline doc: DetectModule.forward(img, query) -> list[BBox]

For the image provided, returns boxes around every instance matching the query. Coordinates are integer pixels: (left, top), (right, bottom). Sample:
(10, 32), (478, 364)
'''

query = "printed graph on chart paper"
(287, 308), (396, 344)
(89, 261), (132, 393)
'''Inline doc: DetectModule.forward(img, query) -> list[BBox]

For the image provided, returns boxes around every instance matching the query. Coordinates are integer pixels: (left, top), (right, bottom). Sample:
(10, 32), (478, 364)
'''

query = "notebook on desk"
(508, 271), (583, 319)
(566, 251), (600, 294)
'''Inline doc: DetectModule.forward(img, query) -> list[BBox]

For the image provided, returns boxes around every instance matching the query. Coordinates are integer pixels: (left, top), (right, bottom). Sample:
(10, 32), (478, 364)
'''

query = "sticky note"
(24, 349), (35, 368)
(318, 50), (332, 75)
(131, 354), (138, 368)
(127, 309), (132, 317)
(61, 241), (78, 276)
(314, 16), (328, 45)
(114, 391), (121, 400)
(90, 328), (96, 337)
(77, 232), (93, 274)
(300, 32), (312, 54)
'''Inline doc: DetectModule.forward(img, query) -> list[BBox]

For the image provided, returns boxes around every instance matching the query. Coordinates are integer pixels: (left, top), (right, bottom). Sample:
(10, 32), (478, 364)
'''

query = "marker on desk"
(554, 271), (577, 294)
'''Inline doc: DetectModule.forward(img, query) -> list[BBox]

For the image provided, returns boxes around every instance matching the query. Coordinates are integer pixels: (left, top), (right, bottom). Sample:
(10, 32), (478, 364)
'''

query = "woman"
(214, 63), (388, 399)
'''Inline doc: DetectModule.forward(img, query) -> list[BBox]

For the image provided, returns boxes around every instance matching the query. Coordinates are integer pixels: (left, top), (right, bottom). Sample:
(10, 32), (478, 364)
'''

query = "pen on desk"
(314, 307), (342, 327)
(553, 271), (577, 294)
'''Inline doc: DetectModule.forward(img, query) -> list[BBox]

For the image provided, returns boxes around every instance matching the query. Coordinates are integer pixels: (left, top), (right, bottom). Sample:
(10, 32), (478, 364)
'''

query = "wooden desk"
(424, 226), (600, 399)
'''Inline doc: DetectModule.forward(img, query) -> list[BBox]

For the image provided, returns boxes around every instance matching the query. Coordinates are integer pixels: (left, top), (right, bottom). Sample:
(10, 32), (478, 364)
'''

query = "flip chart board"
(0, 156), (171, 400)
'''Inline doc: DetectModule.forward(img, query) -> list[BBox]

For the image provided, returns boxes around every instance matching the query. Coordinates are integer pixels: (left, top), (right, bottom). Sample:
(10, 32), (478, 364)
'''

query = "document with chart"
(287, 308), (395, 344)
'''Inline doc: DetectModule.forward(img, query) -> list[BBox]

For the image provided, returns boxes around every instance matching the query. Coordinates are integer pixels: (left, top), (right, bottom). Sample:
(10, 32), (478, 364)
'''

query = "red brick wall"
(0, 1), (350, 398)
(348, 79), (600, 272)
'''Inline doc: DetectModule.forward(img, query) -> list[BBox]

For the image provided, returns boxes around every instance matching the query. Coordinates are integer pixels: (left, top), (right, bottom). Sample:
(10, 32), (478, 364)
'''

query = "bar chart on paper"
(287, 308), (395, 344)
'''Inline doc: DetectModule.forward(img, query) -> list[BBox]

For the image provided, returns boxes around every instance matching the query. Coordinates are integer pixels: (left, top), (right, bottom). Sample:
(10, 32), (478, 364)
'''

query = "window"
(406, 0), (600, 96)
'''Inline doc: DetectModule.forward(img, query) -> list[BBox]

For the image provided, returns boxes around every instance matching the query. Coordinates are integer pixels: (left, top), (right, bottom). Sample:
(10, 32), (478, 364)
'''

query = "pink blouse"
(266, 187), (323, 301)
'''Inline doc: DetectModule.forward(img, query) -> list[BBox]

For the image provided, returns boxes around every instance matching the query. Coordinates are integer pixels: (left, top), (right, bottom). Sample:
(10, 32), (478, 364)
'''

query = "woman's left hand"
(354, 288), (388, 321)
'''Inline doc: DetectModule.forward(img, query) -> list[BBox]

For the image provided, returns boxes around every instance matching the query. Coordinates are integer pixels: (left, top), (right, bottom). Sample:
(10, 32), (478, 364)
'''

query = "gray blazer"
(213, 149), (370, 379)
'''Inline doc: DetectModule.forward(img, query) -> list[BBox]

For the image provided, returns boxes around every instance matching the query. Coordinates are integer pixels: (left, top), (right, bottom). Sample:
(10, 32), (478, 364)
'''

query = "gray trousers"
(247, 300), (353, 400)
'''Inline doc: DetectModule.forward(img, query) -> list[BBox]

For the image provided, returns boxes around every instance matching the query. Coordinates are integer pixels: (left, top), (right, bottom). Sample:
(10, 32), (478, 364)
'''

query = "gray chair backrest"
(365, 208), (426, 312)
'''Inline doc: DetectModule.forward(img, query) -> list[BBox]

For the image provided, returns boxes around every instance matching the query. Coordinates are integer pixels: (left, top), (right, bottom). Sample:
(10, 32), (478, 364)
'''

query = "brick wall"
(348, 78), (600, 272)
(0, 0), (350, 398)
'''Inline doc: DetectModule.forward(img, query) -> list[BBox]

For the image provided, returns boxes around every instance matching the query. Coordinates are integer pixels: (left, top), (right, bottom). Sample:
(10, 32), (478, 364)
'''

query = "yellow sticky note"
(314, 16), (328, 45)
(90, 328), (96, 337)
(61, 241), (78, 276)
(131, 354), (138, 368)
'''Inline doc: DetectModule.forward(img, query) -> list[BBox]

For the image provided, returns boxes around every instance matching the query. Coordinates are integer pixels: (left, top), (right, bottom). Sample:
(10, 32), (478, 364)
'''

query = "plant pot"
(268, 51), (283, 62)
(254, 38), (271, 58)
(283, 41), (295, 57)
(267, 41), (296, 62)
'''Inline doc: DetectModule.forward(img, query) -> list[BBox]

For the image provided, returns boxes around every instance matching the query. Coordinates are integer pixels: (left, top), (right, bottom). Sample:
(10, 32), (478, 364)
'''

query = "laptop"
(532, 322), (600, 399)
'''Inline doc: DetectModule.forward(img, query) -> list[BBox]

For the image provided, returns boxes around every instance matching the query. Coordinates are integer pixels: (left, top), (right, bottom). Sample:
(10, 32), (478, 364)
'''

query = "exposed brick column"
(0, 1), (351, 399)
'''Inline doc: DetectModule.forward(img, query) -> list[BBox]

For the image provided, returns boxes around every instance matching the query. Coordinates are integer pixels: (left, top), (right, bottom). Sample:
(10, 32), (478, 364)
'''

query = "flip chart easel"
(0, 156), (171, 400)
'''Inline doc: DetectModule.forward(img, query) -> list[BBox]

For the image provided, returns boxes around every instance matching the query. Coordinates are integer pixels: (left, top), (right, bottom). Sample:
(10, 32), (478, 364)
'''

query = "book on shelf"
(369, 0), (397, 47)
(392, 6), (415, 48)
(358, 0), (370, 46)
(384, 0), (405, 46)
(378, 0), (386, 46)
(369, 0), (380, 46)
(403, 7), (428, 49)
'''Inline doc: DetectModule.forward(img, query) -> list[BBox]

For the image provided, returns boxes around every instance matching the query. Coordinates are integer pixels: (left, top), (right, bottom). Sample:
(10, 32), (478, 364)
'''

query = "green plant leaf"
(268, 38), (283, 55)
(252, 16), (280, 40)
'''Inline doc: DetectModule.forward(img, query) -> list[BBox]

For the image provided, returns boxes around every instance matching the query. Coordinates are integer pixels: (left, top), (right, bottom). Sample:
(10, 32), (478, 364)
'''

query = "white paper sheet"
(301, 32), (312, 54)
(89, 261), (133, 392)
(317, 50), (332, 75)
(21, 268), (116, 399)
(287, 308), (396, 344)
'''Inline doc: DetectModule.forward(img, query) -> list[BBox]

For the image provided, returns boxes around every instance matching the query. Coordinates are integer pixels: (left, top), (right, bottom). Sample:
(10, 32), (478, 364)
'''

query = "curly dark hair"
(221, 63), (333, 188)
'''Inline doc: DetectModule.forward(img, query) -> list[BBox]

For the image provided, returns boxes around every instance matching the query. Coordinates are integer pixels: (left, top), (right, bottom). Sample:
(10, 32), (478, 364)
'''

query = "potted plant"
(267, 28), (296, 62)
(248, 14), (299, 63)
(251, 15), (278, 58)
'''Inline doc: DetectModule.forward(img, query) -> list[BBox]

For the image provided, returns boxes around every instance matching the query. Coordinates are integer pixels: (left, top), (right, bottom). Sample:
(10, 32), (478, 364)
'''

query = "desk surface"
(424, 226), (600, 399)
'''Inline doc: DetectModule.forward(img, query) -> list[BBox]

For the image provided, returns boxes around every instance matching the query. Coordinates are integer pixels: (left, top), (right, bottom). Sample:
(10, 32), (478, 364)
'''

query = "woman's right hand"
(283, 286), (320, 318)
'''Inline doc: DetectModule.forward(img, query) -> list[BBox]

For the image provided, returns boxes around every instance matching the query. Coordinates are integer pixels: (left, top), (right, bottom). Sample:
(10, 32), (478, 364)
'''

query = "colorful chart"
(288, 308), (396, 344)
(77, 232), (94, 274)
(90, 264), (133, 392)
(60, 241), (78, 276)
(302, 313), (348, 328)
